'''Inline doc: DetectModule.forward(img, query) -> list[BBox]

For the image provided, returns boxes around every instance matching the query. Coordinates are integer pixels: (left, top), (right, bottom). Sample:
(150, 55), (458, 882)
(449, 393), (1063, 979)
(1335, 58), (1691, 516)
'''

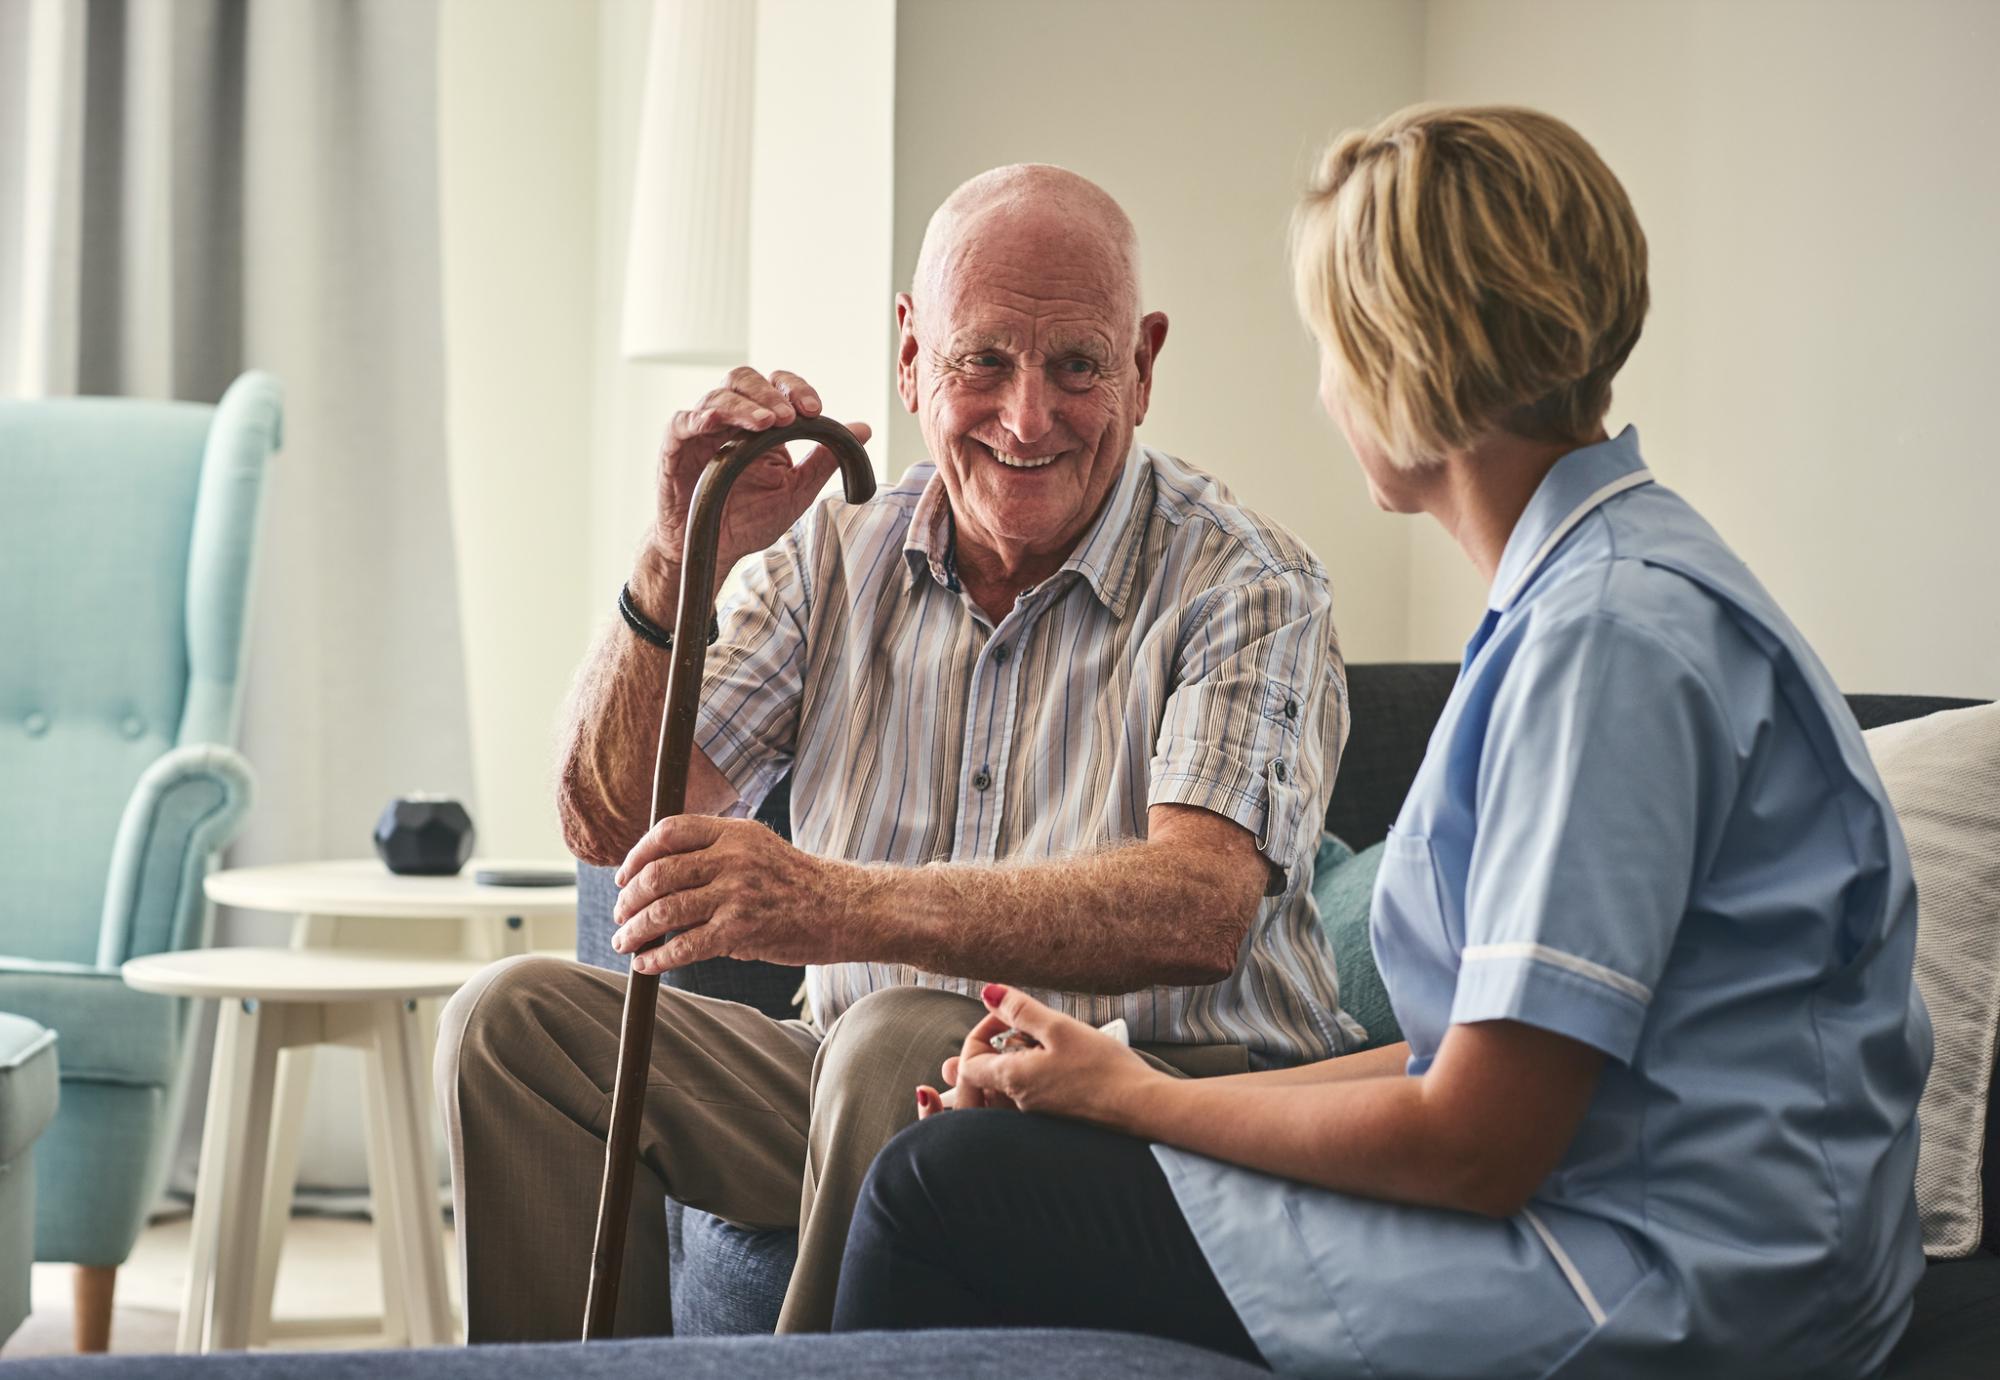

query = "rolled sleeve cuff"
(1449, 944), (1651, 1064)
(694, 707), (789, 820)
(1150, 753), (1309, 896)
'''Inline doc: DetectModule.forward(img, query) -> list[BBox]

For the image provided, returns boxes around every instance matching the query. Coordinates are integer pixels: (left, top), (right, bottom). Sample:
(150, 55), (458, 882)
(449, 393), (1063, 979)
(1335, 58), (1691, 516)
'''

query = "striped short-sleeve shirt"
(696, 443), (1362, 1067)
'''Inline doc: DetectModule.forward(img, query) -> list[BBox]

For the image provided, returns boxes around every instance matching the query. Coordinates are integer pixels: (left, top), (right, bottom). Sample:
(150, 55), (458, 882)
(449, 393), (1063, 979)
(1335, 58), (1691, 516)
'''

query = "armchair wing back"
(0, 375), (275, 963)
(0, 372), (278, 1277)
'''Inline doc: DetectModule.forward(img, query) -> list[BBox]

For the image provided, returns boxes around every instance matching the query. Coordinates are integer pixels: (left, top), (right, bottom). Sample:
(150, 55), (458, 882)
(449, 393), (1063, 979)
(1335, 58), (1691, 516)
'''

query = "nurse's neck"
(1420, 425), (1610, 586)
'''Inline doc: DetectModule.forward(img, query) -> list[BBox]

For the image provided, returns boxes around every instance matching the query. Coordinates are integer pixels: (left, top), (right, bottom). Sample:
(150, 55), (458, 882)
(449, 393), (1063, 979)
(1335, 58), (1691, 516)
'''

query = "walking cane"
(582, 416), (877, 1340)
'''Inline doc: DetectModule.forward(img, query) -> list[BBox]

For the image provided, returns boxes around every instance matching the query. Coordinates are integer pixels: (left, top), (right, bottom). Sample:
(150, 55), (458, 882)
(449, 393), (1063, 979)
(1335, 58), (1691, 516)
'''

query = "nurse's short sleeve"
(693, 522), (812, 819)
(1149, 568), (1346, 896)
(1452, 609), (1737, 1063)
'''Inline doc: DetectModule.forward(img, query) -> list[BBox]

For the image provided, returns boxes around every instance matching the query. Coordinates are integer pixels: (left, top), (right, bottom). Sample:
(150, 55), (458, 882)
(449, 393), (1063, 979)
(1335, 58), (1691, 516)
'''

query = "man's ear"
(1132, 311), (1170, 425)
(895, 294), (921, 414)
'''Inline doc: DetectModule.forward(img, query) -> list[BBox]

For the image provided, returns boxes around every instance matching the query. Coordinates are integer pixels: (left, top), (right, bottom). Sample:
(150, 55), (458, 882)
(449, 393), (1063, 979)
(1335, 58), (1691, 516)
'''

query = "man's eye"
(966, 354), (1005, 370)
(1055, 357), (1100, 382)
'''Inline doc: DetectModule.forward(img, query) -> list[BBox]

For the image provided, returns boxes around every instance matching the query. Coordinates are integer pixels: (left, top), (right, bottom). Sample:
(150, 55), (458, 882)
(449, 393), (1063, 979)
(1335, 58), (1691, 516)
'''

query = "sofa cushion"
(1864, 702), (2000, 1257)
(0, 1328), (1271, 1379)
(0, 1013), (58, 1164)
(669, 1201), (796, 1336)
(0, 960), (181, 1087)
(1312, 835), (1399, 1052)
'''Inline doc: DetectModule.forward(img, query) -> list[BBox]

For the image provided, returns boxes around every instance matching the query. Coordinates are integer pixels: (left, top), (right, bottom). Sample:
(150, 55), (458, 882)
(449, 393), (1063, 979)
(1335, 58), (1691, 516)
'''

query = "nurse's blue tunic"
(1154, 429), (1931, 1378)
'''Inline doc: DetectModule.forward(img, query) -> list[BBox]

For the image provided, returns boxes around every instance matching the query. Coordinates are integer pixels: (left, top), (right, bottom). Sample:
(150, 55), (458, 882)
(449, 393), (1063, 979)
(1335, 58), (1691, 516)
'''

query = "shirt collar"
(903, 440), (1152, 617)
(1487, 425), (1654, 611)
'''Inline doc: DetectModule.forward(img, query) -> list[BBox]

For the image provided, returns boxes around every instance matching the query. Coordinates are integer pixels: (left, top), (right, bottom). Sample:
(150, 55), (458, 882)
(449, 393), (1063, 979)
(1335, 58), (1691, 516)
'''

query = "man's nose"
(998, 369), (1055, 447)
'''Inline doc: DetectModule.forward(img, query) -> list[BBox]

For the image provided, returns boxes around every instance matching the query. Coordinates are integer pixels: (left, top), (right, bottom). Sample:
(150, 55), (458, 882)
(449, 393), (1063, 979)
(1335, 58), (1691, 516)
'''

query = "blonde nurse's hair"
(1293, 104), (1649, 469)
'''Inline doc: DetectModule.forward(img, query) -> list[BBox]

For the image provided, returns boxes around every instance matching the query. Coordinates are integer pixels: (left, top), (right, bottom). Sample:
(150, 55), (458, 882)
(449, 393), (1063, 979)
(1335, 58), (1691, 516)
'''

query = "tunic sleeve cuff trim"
(1461, 942), (1653, 1003)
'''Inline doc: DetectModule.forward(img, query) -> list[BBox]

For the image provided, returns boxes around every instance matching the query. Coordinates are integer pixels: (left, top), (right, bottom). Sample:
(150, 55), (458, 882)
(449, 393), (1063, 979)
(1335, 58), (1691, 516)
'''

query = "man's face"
(897, 213), (1167, 564)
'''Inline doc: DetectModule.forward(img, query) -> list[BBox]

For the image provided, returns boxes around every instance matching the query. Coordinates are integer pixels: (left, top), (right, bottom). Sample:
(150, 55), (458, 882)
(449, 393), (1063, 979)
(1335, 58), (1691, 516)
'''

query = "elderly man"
(436, 164), (1356, 1341)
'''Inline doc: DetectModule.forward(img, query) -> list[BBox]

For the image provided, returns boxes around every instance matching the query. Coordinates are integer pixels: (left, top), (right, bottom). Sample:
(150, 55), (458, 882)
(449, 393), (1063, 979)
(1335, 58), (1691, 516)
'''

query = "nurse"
(828, 105), (1933, 1377)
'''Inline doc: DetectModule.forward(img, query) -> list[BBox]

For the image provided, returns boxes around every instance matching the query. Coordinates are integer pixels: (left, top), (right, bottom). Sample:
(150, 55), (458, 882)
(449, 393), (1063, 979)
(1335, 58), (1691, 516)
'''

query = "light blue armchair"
(0, 372), (280, 1350)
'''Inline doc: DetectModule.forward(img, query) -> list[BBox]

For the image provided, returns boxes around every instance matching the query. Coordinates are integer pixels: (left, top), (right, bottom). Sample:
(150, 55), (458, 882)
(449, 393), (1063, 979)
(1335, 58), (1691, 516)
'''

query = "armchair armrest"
(95, 744), (256, 967)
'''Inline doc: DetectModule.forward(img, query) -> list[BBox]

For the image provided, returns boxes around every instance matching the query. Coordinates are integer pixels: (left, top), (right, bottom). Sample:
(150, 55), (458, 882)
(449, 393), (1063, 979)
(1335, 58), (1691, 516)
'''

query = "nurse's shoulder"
(1501, 494), (1782, 759)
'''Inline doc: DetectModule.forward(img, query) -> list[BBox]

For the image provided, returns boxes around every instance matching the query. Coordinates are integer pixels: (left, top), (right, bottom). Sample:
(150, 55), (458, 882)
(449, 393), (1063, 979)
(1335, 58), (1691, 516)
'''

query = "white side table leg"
(372, 999), (454, 1345)
(359, 1027), (411, 1347)
(393, 996), (458, 1339)
(248, 1045), (315, 1346)
(182, 998), (284, 1352)
(179, 1000), (248, 1352)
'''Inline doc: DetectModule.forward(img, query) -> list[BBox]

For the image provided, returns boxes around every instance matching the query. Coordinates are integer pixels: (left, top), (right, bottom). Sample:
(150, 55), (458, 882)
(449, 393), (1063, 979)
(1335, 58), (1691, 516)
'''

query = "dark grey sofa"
(571, 662), (1999, 1376)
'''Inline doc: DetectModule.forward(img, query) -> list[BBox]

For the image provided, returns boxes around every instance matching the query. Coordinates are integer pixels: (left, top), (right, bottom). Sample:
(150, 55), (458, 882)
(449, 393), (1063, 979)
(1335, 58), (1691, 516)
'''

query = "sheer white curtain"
(0, 0), (475, 1197)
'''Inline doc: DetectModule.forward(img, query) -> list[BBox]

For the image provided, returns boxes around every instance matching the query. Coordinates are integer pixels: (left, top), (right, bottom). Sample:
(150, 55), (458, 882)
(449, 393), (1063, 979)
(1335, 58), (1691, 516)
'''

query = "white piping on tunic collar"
(1493, 468), (1654, 610)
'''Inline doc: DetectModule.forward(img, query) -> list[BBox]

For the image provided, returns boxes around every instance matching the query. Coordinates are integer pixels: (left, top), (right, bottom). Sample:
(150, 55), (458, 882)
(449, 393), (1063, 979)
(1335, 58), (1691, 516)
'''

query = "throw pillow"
(1865, 702), (2000, 1258)
(1312, 835), (1401, 1052)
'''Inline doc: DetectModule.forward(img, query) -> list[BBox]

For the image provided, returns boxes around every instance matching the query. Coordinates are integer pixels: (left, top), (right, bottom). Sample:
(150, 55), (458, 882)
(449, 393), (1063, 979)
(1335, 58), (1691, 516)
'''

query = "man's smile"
(975, 439), (1069, 471)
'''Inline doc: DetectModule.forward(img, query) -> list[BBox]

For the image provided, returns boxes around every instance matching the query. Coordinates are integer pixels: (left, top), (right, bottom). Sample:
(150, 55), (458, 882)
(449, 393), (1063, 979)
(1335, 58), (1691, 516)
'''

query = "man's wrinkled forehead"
(920, 209), (1139, 347)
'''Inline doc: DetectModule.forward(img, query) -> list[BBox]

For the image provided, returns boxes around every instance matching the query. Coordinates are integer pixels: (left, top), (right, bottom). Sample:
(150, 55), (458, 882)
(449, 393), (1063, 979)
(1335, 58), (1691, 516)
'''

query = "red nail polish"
(982, 983), (1006, 1006)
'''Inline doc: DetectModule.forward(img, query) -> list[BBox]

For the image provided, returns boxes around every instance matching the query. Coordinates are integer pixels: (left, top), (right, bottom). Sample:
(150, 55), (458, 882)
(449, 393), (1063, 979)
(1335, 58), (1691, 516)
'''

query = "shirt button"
(23, 712), (48, 737)
(120, 715), (146, 739)
(992, 643), (1011, 665)
(971, 767), (993, 791)
(1283, 699), (1298, 720)
(1272, 759), (1289, 782)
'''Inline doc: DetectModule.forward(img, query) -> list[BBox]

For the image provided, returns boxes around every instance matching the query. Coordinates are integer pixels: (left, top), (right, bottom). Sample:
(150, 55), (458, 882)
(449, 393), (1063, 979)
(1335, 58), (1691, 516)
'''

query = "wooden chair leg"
(73, 1264), (116, 1352)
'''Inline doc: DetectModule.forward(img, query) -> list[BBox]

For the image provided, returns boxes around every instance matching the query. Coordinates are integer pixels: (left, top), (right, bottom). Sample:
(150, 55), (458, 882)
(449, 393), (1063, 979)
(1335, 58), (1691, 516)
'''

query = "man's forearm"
(836, 826), (1258, 993)
(557, 551), (738, 867)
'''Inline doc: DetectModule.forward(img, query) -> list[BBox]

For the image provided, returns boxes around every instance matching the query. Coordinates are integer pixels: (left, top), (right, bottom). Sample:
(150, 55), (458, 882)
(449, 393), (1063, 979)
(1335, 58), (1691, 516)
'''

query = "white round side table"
(204, 858), (577, 958)
(125, 948), (486, 1354)
(200, 858), (577, 1346)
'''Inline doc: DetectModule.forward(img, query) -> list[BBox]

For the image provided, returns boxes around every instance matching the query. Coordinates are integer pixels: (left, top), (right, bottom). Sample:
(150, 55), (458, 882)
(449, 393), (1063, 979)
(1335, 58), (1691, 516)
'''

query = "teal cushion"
(0, 961), (180, 1086)
(1312, 835), (1401, 1052)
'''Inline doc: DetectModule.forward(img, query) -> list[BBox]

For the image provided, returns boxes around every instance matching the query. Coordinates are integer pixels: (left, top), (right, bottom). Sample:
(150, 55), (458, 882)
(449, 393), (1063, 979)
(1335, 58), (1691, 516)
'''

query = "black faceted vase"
(373, 796), (476, 876)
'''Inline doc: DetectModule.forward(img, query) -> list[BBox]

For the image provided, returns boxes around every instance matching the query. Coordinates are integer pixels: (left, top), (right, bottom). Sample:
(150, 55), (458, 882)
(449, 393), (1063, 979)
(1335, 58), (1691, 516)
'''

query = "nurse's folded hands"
(917, 983), (1163, 1123)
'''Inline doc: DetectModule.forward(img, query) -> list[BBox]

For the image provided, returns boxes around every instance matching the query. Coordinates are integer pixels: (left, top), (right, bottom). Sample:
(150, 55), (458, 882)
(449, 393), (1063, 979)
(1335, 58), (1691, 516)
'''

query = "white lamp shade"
(620, 0), (755, 364)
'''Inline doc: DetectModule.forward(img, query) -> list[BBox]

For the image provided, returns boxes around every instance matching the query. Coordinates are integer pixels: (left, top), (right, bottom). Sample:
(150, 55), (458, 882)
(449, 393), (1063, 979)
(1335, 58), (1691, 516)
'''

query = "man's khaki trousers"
(435, 954), (1244, 1340)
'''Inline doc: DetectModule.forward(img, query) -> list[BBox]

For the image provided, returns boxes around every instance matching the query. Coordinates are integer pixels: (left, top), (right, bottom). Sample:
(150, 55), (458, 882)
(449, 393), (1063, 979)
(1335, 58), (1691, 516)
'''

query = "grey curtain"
(0, 0), (474, 1198)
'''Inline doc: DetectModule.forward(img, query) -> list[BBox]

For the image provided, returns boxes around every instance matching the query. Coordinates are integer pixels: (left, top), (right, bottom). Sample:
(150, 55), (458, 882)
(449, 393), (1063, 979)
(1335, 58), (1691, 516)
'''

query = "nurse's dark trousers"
(831, 1109), (1267, 1366)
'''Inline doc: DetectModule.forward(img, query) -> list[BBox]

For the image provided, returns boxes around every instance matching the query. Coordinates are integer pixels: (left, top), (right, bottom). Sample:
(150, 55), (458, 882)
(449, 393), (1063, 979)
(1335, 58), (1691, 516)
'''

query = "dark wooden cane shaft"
(582, 418), (875, 1340)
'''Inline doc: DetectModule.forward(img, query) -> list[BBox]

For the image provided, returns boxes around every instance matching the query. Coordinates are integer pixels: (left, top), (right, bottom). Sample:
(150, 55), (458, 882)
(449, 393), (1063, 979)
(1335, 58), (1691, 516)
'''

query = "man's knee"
(814, 987), (982, 1101)
(435, 953), (596, 1093)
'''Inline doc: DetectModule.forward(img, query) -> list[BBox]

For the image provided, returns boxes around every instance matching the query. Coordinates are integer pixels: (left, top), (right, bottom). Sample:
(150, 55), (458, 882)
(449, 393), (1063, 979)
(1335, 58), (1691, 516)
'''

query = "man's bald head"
(911, 164), (1142, 329)
(894, 163), (1167, 586)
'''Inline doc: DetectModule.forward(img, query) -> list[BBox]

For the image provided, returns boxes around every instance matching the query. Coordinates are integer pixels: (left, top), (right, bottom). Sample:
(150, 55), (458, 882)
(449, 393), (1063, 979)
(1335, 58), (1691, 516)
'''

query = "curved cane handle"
(584, 416), (874, 1341)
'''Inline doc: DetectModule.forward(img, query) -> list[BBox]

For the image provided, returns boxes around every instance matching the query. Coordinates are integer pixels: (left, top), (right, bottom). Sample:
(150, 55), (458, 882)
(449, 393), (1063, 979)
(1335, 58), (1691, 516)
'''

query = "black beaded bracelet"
(619, 583), (718, 652)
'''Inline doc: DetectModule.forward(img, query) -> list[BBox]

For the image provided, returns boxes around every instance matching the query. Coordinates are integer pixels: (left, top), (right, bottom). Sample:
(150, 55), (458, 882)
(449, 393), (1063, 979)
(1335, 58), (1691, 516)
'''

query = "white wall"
(438, 0), (600, 858)
(747, 0), (899, 469)
(893, 0), (1427, 663)
(1419, 0), (2000, 696)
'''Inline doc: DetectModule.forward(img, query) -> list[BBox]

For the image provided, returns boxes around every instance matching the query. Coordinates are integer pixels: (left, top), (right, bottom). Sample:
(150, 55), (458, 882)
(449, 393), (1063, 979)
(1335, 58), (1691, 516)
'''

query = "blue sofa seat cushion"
(669, 1202), (798, 1336)
(0, 1328), (1271, 1379)
(0, 961), (178, 1087)
(0, 1013), (59, 1164)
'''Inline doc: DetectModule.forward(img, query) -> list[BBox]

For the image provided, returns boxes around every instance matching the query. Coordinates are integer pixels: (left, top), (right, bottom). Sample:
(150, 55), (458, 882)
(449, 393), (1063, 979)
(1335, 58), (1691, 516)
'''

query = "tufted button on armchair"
(0, 372), (279, 1350)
